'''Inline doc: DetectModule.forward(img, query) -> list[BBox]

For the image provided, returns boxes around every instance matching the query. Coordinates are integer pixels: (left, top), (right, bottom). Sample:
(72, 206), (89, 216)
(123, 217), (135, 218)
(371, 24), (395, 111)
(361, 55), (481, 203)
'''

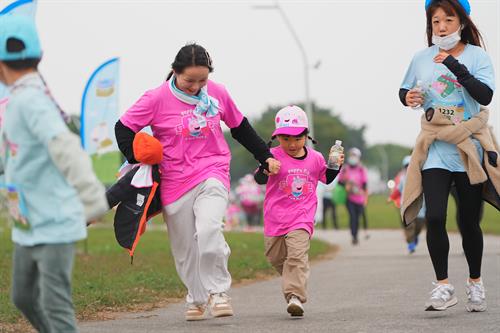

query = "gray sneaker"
(465, 280), (487, 312)
(425, 282), (458, 311)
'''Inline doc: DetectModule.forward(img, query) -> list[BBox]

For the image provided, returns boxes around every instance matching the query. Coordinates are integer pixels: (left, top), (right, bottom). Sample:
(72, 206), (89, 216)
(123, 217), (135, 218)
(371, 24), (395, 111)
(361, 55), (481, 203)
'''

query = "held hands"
(265, 157), (281, 175)
(433, 51), (450, 64)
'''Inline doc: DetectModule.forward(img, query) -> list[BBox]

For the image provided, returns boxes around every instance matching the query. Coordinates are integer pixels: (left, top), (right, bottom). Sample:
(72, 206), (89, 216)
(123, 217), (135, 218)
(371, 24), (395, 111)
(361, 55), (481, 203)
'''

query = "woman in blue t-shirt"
(399, 0), (495, 313)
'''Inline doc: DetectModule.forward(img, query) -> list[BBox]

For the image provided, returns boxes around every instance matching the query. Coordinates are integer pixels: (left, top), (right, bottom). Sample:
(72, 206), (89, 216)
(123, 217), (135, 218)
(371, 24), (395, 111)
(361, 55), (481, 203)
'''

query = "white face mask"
(432, 27), (462, 51)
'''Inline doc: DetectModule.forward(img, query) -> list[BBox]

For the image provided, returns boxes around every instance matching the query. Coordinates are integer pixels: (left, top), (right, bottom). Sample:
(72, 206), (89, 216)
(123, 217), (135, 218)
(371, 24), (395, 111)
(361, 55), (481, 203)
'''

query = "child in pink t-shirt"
(254, 105), (344, 317)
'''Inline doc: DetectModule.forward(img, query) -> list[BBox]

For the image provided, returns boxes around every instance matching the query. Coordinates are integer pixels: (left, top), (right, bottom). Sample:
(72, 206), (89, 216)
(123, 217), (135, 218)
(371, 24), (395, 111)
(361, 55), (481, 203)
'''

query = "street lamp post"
(253, 1), (315, 141)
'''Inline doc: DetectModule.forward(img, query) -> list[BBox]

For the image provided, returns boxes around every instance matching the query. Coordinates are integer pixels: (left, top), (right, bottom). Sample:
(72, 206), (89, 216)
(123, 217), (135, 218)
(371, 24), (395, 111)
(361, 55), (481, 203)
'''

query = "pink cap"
(272, 105), (309, 137)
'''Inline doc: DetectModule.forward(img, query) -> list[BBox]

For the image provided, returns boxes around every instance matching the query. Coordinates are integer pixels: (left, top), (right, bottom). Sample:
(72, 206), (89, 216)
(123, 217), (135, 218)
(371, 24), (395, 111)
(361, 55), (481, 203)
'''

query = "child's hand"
(337, 153), (345, 166)
(328, 151), (345, 168)
(265, 157), (281, 175)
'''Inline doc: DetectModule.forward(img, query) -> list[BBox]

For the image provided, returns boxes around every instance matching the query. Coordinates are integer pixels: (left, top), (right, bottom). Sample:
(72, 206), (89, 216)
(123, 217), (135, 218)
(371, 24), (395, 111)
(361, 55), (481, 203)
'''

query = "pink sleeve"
(219, 85), (244, 129)
(120, 91), (156, 133)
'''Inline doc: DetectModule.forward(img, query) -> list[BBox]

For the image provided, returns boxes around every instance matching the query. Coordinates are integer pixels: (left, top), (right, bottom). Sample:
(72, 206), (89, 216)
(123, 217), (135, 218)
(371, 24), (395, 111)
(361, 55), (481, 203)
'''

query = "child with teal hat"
(0, 14), (108, 332)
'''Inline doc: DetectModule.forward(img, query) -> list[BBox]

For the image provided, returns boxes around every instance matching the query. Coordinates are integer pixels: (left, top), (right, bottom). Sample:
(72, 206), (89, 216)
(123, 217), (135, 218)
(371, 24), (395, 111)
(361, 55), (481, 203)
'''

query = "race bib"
(434, 103), (465, 125)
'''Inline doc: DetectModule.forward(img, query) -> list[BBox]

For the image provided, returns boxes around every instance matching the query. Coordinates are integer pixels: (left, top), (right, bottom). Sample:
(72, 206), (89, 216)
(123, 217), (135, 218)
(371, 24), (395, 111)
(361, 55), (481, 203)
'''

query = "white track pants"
(163, 178), (231, 305)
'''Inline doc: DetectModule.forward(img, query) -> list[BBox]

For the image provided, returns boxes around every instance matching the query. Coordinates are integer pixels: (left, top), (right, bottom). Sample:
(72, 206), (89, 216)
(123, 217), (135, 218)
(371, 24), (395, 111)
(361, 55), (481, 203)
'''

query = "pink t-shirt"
(262, 146), (327, 237)
(338, 164), (368, 205)
(120, 80), (244, 205)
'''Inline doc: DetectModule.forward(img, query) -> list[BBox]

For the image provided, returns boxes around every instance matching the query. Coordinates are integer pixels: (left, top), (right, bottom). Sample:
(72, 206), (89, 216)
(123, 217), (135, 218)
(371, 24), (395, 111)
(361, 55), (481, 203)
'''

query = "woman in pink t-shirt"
(254, 105), (344, 317)
(337, 148), (368, 245)
(115, 43), (280, 321)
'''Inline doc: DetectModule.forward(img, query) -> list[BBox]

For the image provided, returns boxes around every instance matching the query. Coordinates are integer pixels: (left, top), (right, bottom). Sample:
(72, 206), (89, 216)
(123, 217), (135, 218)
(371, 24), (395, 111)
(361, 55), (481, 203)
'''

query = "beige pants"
(264, 229), (310, 303)
(163, 178), (231, 305)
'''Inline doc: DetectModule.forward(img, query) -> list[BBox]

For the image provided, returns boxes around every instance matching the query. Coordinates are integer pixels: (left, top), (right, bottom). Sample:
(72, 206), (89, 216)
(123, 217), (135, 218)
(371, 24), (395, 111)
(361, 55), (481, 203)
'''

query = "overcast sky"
(6, 0), (499, 146)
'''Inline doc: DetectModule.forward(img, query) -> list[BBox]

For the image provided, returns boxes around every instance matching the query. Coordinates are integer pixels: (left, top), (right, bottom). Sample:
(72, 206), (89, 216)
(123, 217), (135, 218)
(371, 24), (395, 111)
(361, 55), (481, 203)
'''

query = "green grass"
(0, 223), (330, 325)
(322, 194), (500, 234)
(91, 151), (122, 185)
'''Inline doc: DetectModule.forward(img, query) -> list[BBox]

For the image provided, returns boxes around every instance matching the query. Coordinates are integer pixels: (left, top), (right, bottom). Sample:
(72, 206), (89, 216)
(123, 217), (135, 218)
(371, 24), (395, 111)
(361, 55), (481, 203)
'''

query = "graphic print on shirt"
(175, 110), (215, 140)
(429, 68), (467, 124)
(0, 134), (30, 230)
(279, 169), (314, 200)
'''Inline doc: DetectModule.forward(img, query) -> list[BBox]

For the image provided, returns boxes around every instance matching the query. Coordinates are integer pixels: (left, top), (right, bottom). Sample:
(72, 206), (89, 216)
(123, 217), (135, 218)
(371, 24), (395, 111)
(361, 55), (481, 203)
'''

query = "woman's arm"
(442, 55), (493, 105)
(254, 165), (269, 185)
(399, 88), (409, 106)
(115, 120), (138, 164)
(230, 117), (273, 164)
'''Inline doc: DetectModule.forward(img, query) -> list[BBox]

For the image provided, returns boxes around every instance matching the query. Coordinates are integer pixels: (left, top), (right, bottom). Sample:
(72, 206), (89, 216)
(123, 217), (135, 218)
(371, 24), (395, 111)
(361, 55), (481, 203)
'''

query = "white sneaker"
(209, 293), (234, 318)
(465, 279), (487, 312)
(424, 282), (458, 311)
(185, 303), (206, 321)
(287, 296), (304, 317)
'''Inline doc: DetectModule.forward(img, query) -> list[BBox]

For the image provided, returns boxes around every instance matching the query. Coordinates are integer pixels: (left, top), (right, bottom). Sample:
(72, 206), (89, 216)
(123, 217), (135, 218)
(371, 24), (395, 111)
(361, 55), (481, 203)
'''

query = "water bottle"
(328, 140), (344, 170)
(411, 80), (424, 110)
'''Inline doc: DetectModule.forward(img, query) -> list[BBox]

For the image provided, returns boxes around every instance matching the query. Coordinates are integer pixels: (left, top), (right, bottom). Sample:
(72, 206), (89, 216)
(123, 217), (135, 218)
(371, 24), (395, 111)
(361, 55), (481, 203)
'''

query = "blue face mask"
(348, 157), (359, 166)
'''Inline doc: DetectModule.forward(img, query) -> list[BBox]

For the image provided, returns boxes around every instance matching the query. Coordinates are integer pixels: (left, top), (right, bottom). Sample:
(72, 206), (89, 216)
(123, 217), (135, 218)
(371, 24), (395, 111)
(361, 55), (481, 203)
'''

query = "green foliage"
(226, 103), (366, 182)
(322, 194), (500, 235)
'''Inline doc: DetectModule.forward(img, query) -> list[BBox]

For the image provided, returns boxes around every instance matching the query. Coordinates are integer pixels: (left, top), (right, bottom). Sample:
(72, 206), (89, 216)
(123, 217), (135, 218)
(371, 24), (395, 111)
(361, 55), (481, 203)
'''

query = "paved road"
(80, 229), (500, 333)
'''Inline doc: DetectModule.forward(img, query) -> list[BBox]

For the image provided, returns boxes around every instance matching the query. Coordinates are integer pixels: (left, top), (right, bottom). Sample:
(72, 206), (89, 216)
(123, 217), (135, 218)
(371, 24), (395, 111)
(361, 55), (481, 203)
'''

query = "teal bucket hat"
(0, 14), (41, 61)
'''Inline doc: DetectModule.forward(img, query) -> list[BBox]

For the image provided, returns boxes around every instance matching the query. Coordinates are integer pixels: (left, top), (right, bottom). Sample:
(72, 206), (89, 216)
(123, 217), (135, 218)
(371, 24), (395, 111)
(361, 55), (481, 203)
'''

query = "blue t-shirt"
(401, 44), (495, 172)
(0, 73), (86, 246)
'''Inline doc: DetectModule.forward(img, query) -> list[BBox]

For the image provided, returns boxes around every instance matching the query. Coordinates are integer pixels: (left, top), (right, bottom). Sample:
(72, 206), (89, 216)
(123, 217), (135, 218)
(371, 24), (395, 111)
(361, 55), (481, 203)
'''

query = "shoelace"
(187, 304), (205, 310)
(212, 293), (230, 305)
(430, 283), (452, 301)
(468, 283), (485, 301)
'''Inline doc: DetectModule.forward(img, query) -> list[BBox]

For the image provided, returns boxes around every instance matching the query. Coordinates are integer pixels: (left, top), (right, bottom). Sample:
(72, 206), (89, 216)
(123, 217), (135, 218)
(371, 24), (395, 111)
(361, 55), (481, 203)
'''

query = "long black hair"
(166, 43), (213, 81)
(426, 0), (484, 48)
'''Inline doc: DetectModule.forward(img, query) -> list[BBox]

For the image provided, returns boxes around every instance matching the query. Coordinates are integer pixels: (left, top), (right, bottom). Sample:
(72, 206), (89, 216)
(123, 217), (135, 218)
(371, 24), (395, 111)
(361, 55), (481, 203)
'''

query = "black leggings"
(322, 198), (338, 229)
(346, 200), (364, 240)
(422, 169), (483, 280)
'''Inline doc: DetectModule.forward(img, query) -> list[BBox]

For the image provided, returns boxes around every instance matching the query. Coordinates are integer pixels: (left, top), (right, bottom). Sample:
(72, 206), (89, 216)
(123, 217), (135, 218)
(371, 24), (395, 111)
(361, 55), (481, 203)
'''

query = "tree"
(364, 144), (412, 180)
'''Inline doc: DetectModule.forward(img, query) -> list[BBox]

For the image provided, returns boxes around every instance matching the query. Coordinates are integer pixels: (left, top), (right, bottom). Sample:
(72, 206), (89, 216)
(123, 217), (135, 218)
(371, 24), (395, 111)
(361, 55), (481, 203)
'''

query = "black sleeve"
(399, 88), (409, 106)
(230, 117), (273, 164)
(443, 55), (494, 105)
(325, 168), (340, 184)
(115, 120), (138, 164)
(254, 165), (269, 185)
